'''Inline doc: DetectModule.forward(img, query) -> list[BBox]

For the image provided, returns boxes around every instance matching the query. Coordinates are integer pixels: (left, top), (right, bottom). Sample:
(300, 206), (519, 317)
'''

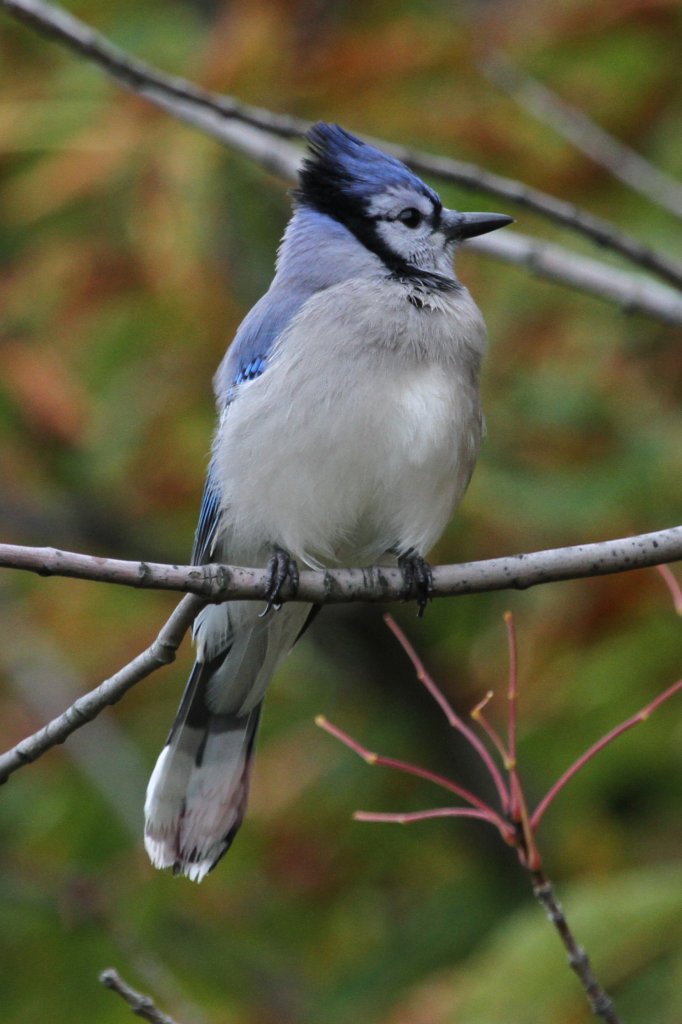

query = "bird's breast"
(214, 278), (486, 566)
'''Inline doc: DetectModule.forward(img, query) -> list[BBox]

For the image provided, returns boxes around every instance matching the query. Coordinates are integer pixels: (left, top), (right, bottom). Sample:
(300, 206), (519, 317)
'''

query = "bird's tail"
(144, 602), (312, 881)
(143, 659), (261, 882)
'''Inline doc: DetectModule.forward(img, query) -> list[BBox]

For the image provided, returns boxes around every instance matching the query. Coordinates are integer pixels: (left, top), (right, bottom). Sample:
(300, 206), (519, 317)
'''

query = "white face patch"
(365, 185), (435, 221)
(366, 185), (454, 275)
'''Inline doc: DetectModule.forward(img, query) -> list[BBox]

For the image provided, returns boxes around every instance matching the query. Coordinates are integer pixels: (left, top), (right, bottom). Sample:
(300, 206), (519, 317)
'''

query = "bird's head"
(294, 123), (512, 285)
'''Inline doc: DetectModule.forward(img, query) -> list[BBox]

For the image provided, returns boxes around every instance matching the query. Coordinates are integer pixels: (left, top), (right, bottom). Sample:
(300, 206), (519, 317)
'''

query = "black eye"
(397, 207), (422, 228)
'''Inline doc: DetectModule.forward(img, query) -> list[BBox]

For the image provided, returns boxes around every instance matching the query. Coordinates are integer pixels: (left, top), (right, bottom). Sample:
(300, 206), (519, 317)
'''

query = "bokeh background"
(1, 1), (682, 1021)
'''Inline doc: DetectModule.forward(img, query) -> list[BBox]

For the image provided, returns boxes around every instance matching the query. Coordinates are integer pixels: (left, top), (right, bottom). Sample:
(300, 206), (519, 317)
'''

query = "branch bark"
(532, 874), (620, 1023)
(1, 529), (679, 784)
(100, 969), (182, 1024)
(1, 527), (681, 605)
(482, 53), (682, 220)
(3, 0), (682, 306)
(468, 229), (682, 325)
(0, 594), (204, 784)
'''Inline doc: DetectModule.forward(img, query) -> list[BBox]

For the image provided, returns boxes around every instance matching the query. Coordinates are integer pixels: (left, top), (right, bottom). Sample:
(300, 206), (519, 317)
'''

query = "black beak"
(443, 210), (514, 241)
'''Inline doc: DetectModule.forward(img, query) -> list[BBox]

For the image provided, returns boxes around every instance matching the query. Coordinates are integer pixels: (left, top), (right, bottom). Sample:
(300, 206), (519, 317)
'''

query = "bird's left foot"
(261, 546), (300, 616)
(398, 551), (433, 618)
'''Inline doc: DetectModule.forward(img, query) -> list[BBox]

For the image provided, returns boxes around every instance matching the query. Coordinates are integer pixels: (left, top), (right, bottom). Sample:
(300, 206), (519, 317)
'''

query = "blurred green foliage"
(1, 1), (681, 1022)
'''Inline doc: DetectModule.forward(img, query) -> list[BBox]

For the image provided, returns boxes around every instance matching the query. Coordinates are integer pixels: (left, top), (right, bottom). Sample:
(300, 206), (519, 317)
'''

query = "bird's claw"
(260, 546), (300, 616)
(398, 551), (433, 618)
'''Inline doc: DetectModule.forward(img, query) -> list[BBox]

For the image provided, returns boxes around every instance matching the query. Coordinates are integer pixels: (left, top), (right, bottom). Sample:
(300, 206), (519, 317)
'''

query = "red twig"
(319, 608), (682, 1024)
(657, 564), (682, 615)
(354, 806), (516, 841)
(531, 677), (682, 830)
(505, 611), (519, 768)
(383, 614), (510, 811)
(470, 692), (509, 765)
(315, 716), (508, 830)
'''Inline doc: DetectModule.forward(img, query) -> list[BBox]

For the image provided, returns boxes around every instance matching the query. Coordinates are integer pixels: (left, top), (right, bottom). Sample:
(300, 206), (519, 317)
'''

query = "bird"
(144, 123), (512, 881)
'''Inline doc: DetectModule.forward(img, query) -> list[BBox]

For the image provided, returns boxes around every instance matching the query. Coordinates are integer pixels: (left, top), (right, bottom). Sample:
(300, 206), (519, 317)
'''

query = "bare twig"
(0, 611), (147, 834)
(657, 564), (682, 615)
(2, 533), (679, 782)
(383, 614), (509, 810)
(504, 611), (519, 769)
(353, 807), (503, 827)
(468, 228), (682, 325)
(320, 607), (682, 1022)
(482, 53), (682, 220)
(531, 873), (621, 1024)
(100, 968), (182, 1024)
(0, 594), (204, 784)
(530, 677), (682, 830)
(0, 526), (681, 605)
(315, 715), (514, 839)
(0, 0), (307, 139)
(3, 0), (682, 299)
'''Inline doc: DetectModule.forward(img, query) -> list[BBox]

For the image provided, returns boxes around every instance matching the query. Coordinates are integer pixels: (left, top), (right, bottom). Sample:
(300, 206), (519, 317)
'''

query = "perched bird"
(144, 123), (511, 881)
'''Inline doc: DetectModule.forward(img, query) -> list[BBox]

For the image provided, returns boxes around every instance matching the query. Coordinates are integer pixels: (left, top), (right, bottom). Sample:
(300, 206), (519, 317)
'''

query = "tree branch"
(0, 0), (307, 138)
(531, 873), (620, 1023)
(482, 53), (682, 220)
(100, 969), (182, 1024)
(0, 593), (204, 784)
(468, 228), (682, 325)
(1, 530), (678, 783)
(0, 527), (681, 606)
(3, 0), (682, 303)
(0, 614), (148, 835)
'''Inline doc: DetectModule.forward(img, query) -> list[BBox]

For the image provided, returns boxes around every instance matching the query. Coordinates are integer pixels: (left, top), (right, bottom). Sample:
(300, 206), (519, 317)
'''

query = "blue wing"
(192, 283), (312, 566)
(192, 465), (223, 565)
(213, 284), (310, 402)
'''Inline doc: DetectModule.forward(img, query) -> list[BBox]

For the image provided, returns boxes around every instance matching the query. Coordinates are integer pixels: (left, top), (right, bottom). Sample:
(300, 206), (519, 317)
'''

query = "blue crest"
(295, 123), (439, 221)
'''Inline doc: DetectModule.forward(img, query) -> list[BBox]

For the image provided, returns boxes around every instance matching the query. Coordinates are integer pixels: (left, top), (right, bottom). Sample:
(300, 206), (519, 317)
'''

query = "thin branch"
(0, 615), (148, 836)
(657, 564), (682, 615)
(100, 969), (182, 1024)
(353, 807), (508, 831)
(0, 594), (204, 784)
(322, 614), (682, 1022)
(470, 692), (509, 765)
(467, 228), (682, 325)
(0, 0), (308, 139)
(383, 614), (510, 810)
(3, 0), (682, 301)
(482, 53), (682, 220)
(315, 715), (507, 828)
(1, 526), (681, 603)
(495, 611), (541, 868)
(313, 720), (493, 815)
(531, 873), (621, 1024)
(2, 531), (679, 783)
(505, 611), (519, 769)
(530, 677), (682, 831)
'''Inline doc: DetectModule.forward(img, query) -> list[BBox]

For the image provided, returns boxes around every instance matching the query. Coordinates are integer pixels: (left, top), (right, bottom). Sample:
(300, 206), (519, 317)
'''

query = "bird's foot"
(260, 546), (300, 616)
(398, 551), (433, 618)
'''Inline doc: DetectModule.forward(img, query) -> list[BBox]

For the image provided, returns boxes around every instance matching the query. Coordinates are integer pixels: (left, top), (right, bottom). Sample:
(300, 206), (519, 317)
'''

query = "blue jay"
(144, 123), (511, 881)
